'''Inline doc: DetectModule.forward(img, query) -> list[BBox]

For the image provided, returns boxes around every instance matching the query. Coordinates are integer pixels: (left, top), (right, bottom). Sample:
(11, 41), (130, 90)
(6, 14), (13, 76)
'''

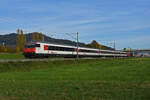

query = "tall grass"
(0, 58), (149, 100)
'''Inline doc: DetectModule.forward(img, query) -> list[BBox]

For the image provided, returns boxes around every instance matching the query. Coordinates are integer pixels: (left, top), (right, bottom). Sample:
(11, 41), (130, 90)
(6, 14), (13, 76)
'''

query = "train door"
(35, 44), (41, 53)
(44, 45), (49, 54)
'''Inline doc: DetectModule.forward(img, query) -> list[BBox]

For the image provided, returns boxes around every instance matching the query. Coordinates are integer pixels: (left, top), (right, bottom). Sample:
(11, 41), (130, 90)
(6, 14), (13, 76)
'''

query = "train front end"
(23, 42), (36, 58)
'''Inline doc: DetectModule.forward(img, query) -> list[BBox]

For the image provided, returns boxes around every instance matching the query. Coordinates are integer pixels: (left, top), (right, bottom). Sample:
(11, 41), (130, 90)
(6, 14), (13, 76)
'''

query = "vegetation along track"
(0, 58), (149, 100)
(0, 57), (110, 63)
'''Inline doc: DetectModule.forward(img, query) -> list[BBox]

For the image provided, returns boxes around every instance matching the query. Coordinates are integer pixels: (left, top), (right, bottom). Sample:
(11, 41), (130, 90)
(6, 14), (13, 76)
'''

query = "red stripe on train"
(126, 53), (130, 56)
(24, 48), (35, 53)
(44, 45), (48, 50)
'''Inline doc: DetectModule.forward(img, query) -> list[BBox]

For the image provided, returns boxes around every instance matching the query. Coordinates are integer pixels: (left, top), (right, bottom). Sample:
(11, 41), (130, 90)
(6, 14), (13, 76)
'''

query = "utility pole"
(42, 33), (45, 42)
(43, 36), (45, 42)
(76, 32), (79, 59)
(114, 40), (116, 50)
(114, 40), (116, 58)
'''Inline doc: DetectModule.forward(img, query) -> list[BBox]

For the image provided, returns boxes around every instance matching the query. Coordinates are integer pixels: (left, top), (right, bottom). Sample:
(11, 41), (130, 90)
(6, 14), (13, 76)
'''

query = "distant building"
(123, 48), (131, 51)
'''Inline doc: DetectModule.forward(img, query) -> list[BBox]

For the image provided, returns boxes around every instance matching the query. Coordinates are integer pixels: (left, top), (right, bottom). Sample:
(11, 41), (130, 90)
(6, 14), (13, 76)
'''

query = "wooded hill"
(0, 33), (114, 50)
(0, 33), (87, 47)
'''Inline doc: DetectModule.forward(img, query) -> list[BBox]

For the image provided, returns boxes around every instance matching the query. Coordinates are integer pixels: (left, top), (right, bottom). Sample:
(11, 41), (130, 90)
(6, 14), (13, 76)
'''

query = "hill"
(0, 33), (113, 50)
(0, 33), (87, 47)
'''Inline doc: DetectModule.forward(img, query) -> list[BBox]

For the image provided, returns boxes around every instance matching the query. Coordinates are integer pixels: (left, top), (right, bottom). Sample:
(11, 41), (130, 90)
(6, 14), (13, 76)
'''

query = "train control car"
(23, 42), (128, 58)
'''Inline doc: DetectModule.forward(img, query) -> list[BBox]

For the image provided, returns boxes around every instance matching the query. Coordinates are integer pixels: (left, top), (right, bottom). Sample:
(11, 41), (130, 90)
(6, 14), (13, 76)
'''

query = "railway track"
(0, 57), (102, 63)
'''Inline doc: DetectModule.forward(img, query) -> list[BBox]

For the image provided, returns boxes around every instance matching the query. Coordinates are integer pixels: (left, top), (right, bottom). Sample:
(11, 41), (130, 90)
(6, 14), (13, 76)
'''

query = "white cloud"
(116, 35), (150, 49)
(0, 17), (16, 23)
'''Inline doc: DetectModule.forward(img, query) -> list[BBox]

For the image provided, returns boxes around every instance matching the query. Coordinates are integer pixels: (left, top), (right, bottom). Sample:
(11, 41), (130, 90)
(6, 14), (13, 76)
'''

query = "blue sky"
(0, 0), (150, 49)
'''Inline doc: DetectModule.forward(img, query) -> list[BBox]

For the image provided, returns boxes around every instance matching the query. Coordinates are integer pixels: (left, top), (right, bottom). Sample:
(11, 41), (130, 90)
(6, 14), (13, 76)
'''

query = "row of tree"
(16, 29), (44, 52)
(32, 32), (44, 42)
(16, 29), (26, 52)
(0, 45), (16, 53)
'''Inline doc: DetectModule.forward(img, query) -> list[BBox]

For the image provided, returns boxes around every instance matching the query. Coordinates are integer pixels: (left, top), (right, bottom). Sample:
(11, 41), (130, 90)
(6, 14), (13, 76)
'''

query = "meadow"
(0, 58), (149, 100)
(0, 53), (25, 59)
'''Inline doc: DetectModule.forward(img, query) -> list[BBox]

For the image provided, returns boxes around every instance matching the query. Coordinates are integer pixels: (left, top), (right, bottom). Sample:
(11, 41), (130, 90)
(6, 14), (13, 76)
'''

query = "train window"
(47, 46), (74, 51)
(35, 44), (40, 47)
(79, 49), (98, 53)
(64, 47), (74, 51)
(25, 44), (35, 48)
(48, 46), (55, 50)
(100, 51), (106, 53)
(101, 51), (113, 54)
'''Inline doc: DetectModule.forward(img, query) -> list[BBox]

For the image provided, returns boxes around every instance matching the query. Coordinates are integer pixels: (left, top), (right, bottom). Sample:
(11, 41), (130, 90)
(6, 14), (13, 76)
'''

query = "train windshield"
(25, 44), (35, 48)
(25, 44), (40, 48)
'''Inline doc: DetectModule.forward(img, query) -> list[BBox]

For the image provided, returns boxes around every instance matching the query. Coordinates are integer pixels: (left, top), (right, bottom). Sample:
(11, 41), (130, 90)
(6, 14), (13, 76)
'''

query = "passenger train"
(23, 42), (129, 58)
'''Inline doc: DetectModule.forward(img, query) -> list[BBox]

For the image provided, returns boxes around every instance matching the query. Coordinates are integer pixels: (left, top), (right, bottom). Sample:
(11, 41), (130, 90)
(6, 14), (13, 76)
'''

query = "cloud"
(116, 35), (150, 49)
(0, 0), (150, 50)
(0, 17), (16, 23)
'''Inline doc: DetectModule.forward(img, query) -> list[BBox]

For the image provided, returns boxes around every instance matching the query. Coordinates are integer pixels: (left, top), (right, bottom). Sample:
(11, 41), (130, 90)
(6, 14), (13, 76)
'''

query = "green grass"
(0, 53), (25, 59)
(0, 58), (150, 100)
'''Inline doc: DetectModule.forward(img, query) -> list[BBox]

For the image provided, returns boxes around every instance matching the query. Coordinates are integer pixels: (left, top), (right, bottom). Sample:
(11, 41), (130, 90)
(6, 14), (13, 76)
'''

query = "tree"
(87, 40), (103, 49)
(39, 33), (44, 42)
(36, 32), (39, 41)
(0, 45), (16, 53)
(20, 30), (26, 51)
(16, 29), (21, 52)
(6, 46), (16, 53)
(16, 29), (26, 52)
(32, 33), (36, 42)
(32, 32), (41, 42)
(0, 45), (5, 52)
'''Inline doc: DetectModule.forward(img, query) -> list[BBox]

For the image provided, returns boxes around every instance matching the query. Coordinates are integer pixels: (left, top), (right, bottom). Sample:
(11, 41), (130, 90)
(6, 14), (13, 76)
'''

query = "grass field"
(0, 53), (25, 59)
(0, 58), (150, 100)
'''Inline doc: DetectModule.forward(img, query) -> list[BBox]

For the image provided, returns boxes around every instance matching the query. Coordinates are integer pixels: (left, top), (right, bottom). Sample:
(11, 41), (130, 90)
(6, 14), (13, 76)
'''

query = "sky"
(0, 0), (150, 49)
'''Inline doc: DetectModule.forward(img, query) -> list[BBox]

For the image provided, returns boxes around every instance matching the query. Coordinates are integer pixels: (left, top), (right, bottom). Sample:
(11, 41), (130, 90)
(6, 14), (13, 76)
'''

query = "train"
(23, 42), (130, 58)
